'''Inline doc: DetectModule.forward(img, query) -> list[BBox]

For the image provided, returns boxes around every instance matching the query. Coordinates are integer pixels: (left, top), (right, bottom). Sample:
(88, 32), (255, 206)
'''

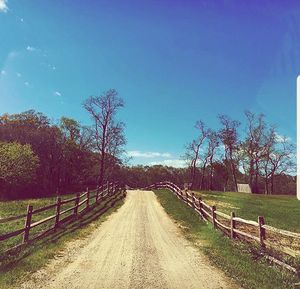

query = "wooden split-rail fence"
(0, 182), (126, 254)
(147, 181), (300, 276)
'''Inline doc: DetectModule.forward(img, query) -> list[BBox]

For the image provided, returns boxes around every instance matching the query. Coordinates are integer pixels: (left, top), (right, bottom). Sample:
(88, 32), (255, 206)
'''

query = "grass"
(154, 189), (299, 289)
(0, 191), (106, 252)
(195, 191), (300, 232)
(0, 193), (125, 289)
(0, 194), (75, 252)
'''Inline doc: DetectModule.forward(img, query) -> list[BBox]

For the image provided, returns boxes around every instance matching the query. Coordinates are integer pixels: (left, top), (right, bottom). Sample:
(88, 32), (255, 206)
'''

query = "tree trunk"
(264, 177), (269, 195)
(190, 159), (196, 189)
(249, 159), (254, 189)
(200, 159), (208, 190)
(231, 162), (238, 192)
(98, 153), (105, 186)
(229, 150), (238, 192)
(224, 175), (228, 192)
(270, 174), (275, 194)
(190, 144), (200, 189)
(209, 157), (213, 191)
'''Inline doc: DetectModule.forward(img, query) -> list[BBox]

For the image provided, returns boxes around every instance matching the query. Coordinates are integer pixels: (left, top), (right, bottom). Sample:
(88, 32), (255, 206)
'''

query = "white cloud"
(24, 81), (29, 86)
(0, 0), (8, 12)
(47, 64), (56, 70)
(26, 46), (37, 52)
(1, 70), (6, 75)
(275, 132), (291, 143)
(54, 91), (62, 97)
(128, 150), (172, 158)
(148, 159), (187, 168)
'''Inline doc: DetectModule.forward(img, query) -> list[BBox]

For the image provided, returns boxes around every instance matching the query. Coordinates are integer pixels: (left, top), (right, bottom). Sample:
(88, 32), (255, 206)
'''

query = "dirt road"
(22, 190), (238, 289)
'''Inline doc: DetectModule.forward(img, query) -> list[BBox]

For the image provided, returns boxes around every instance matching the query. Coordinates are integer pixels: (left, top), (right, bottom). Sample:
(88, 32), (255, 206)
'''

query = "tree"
(210, 161), (228, 191)
(0, 142), (39, 197)
(242, 111), (266, 193)
(260, 130), (295, 194)
(83, 89), (126, 186)
(0, 110), (63, 195)
(218, 115), (240, 191)
(60, 117), (80, 142)
(206, 130), (220, 190)
(184, 120), (208, 189)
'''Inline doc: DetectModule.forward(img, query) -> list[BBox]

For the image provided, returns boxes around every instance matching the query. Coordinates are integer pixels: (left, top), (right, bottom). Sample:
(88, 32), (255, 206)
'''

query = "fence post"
(86, 187), (90, 209)
(231, 212), (236, 239)
(74, 193), (80, 216)
(55, 197), (61, 228)
(258, 216), (266, 247)
(191, 192), (195, 208)
(96, 186), (99, 203)
(198, 197), (203, 216)
(212, 205), (216, 228)
(23, 205), (33, 243)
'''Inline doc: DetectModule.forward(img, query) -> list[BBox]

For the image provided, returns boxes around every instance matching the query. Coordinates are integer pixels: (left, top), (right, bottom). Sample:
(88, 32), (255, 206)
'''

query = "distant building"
(237, 183), (252, 193)
(184, 183), (192, 190)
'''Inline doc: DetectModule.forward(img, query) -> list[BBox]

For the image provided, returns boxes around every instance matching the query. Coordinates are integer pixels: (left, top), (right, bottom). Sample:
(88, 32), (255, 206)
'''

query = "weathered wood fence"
(147, 181), (300, 276)
(0, 182), (126, 254)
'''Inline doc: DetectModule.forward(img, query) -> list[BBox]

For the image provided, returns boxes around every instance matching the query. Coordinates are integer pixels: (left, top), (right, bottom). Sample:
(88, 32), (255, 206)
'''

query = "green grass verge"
(195, 191), (300, 232)
(154, 189), (298, 289)
(0, 192), (106, 252)
(0, 195), (124, 289)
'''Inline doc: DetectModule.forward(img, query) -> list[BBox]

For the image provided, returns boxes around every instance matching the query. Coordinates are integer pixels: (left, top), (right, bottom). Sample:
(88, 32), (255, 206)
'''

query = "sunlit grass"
(195, 191), (300, 232)
(154, 189), (298, 289)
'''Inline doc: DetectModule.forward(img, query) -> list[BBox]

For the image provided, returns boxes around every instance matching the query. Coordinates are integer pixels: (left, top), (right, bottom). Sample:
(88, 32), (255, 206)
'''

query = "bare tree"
(184, 120), (208, 189)
(206, 130), (220, 190)
(83, 89), (126, 186)
(260, 130), (295, 194)
(243, 111), (266, 193)
(218, 115), (240, 192)
(199, 146), (210, 190)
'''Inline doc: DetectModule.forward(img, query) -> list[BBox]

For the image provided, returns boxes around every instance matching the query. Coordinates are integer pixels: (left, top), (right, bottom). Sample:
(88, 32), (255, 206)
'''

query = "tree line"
(0, 89), (296, 199)
(184, 112), (295, 194)
(0, 89), (126, 199)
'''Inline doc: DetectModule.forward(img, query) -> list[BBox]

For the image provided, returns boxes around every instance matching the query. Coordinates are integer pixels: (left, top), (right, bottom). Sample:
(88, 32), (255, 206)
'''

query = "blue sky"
(0, 0), (299, 167)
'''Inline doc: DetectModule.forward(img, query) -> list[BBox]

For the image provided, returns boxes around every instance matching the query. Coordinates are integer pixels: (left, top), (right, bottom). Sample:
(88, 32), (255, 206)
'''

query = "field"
(194, 191), (300, 232)
(0, 193), (82, 252)
(154, 189), (299, 289)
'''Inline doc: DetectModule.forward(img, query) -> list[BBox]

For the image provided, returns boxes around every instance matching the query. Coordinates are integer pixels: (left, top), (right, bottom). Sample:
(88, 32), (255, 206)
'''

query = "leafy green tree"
(0, 110), (63, 194)
(0, 142), (39, 194)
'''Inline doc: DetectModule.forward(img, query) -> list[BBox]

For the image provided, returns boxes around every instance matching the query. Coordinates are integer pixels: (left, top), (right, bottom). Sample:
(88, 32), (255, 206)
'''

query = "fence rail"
(0, 182), (126, 253)
(147, 181), (300, 276)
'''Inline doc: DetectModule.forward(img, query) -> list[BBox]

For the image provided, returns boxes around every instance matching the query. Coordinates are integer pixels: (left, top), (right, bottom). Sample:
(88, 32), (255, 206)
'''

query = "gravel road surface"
(21, 190), (238, 289)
